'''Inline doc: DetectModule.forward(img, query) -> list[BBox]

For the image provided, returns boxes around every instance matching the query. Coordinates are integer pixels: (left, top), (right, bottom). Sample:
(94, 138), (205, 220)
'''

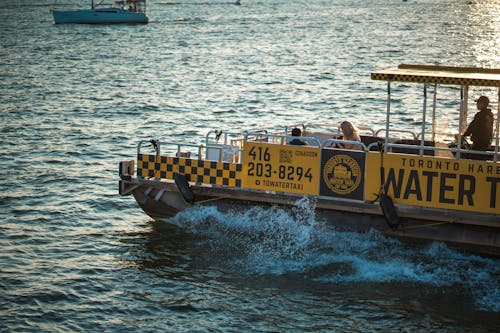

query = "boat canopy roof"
(371, 64), (500, 87)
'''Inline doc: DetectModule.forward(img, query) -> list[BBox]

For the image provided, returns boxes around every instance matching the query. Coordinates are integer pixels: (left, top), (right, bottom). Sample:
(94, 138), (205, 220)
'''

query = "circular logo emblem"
(323, 154), (361, 195)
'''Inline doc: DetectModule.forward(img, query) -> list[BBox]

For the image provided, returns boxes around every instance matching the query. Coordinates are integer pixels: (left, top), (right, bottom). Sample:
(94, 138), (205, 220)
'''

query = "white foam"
(168, 199), (500, 311)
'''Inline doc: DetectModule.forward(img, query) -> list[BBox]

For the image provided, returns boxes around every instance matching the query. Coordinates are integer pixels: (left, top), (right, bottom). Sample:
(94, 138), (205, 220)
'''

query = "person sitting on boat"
(289, 127), (307, 145)
(337, 120), (362, 150)
(463, 95), (493, 157)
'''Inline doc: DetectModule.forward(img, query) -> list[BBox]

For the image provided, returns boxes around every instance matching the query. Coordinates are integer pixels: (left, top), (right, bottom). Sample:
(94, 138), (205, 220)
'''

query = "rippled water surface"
(1, 0), (500, 331)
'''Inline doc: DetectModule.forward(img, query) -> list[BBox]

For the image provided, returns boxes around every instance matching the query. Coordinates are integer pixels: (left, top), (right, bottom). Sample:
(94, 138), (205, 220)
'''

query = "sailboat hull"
(53, 8), (148, 24)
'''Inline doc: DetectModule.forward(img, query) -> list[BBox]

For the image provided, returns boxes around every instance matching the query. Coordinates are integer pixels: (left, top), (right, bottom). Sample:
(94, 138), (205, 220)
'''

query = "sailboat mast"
(91, 0), (94, 10)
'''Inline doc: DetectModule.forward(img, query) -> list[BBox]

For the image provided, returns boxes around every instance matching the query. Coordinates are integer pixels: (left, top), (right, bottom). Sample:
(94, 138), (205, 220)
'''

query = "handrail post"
(242, 131), (249, 164)
(137, 141), (142, 157)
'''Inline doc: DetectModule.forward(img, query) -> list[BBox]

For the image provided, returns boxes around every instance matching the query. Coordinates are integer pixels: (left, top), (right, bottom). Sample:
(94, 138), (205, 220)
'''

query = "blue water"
(1, 0), (500, 331)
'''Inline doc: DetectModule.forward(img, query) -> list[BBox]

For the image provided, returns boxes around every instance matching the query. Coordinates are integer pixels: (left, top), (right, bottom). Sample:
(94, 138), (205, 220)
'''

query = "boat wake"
(168, 198), (500, 312)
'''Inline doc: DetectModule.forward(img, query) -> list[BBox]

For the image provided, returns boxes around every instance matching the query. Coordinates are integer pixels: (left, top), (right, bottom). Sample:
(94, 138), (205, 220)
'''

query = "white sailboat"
(53, 0), (148, 24)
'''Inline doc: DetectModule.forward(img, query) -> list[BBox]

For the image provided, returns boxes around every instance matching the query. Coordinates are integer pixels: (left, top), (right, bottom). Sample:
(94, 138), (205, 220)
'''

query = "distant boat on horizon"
(52, 0), (149, 24)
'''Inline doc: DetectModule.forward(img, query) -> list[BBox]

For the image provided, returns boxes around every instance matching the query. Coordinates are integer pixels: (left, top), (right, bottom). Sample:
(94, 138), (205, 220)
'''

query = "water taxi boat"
(119, 64), (500, 256)
(53, 0), (148, 24)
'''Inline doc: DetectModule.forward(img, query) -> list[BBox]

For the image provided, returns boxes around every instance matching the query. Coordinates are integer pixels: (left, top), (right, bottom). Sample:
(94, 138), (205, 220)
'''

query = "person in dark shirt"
(289, 127), (307, 145)
(463, 95), (494, 151)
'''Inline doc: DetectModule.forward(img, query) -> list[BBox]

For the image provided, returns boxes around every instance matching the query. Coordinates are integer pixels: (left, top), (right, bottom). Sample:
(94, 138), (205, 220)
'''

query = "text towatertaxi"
(119, 64), (500, 256)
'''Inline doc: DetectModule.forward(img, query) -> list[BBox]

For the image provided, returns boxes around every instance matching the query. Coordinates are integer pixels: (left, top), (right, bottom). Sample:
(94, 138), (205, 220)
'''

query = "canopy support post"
(495, 87), (499, 162)
(457, 86), (468, 159)
(385, 81), (391, 153)
(431, 83), (437, 142)
(462, 85), (469, 133)
(420, 84), (427, 156)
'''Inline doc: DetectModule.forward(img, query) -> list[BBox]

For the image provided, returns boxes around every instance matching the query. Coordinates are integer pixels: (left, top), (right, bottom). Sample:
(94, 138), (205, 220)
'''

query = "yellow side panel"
(365, 152), (500, 214)
(242, 142), (320, 195)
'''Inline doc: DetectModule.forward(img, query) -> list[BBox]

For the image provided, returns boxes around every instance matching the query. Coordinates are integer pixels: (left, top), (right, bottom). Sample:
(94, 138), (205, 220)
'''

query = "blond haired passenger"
(338, 121), (362, 150)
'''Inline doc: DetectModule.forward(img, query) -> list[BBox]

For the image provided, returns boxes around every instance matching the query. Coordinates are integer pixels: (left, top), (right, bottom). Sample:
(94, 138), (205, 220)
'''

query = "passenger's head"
(475, 96), (489, 110)
(291, 128), (302, 137)
(340, 121), (356, 137)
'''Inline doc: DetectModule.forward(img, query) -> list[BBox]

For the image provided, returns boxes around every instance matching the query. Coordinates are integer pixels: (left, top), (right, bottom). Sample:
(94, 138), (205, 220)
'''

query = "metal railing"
(137, 139), (205, 159)
(366, 141), (499, 161)
(375, 128), (418, 140)
(299, 123), (376, 136)
(322, 139), (368, 151)
(137, 129), (499, 170)
(243, 132), (322, 147)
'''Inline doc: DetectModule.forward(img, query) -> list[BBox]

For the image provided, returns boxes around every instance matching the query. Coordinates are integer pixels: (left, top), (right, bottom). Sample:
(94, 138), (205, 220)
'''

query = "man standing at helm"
(463, 95), (494, 152)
